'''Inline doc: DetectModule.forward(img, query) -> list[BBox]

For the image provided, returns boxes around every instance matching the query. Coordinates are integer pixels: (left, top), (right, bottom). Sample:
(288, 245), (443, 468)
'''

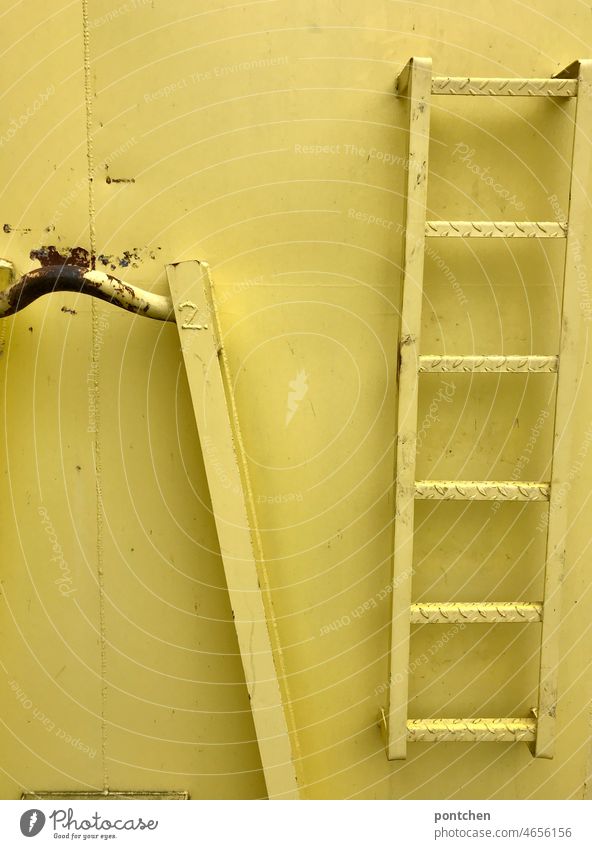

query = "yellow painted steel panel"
(1, 0), (592, 800)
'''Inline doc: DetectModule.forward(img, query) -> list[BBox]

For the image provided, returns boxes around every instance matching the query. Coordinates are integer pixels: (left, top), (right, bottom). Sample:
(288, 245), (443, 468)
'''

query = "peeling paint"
(3, 223), (32, 233)
(0, 264), (174, 321)
(30, 245), (90, 268)
(96, 246), (162, 271)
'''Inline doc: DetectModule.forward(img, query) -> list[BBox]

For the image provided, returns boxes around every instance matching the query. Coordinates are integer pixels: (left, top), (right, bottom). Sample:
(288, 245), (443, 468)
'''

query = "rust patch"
(5, 266), (127, 317)
(30, 246), (90, 268)
(1, 264), (173, 322)
(4, 223), (32, 234)
(96, 246), (162, 271)
(111, 278), (136, 299)
(6, 266), (85, 315)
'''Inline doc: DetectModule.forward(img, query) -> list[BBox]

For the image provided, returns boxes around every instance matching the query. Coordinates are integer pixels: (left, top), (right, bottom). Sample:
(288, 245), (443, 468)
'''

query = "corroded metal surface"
(407, 718), (537, 742)
(425, 221), (568, 238)
(415, 480), (550, 500)
(0, 265), (174, 322)
(431, 76), (577, 96)
(410, 602), (543, 623)
(418, 355), (558, 373)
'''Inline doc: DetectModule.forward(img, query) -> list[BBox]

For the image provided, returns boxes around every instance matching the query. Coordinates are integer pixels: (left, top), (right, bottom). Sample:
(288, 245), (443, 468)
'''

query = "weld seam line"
(83, 0), (105, 791)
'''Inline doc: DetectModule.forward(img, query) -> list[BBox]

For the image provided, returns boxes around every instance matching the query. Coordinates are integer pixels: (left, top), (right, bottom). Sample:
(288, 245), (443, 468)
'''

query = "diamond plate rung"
(418, 355), (558, 373)
(407, 717), (536, 742)
(431, 76), (577, 97)
(415, 480), (550, 501)
(425, 220), (567, 238)
(410, 602), (543, 623)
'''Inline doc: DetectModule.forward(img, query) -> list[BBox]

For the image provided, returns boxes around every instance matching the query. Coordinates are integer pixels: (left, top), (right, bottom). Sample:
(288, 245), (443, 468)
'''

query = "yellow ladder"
(386, 58), (592, 760)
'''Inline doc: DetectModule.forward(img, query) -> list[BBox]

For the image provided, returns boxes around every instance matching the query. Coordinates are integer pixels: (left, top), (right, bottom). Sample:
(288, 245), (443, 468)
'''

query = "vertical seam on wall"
(81, 0), (96, 267)
(91, 326), (107, 792)
(82, 0), (107, 791)
(583, 700), (592, 798)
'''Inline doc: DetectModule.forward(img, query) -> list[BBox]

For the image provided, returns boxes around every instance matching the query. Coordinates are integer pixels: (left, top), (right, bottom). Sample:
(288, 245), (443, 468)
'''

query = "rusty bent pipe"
(0, 265), (175, 322)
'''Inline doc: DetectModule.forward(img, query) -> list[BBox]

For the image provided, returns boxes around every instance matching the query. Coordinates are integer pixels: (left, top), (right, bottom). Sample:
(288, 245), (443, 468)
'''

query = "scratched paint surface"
(1, 0), (592, 799)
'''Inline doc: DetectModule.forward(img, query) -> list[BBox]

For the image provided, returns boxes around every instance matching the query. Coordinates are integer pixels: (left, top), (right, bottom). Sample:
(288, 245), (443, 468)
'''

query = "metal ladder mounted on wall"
(385, 58), (591, 760)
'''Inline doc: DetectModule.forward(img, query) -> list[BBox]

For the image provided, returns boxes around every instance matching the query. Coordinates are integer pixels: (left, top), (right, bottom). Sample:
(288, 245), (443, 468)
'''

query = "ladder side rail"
(535, 60), (592, 758)
(387, 57), (432, 760)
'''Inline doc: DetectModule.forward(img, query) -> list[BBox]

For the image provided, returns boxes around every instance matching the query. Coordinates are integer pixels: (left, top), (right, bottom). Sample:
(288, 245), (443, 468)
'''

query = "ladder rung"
(425, 220), (567, 238)
(431, 76), (577, 97)
(407, 718), (536, 742)
(415, 480), (550, 501)
(418, 355), (558, 373)
(410, 602), (542, 624)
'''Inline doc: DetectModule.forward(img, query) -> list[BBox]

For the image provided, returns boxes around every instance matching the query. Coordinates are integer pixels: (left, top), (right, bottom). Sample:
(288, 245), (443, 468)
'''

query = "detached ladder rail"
(386, 58), (592, 760)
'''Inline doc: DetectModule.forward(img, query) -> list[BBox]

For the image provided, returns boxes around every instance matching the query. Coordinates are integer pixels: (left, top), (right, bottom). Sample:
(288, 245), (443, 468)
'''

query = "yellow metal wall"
(1, 0), (592, 799)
